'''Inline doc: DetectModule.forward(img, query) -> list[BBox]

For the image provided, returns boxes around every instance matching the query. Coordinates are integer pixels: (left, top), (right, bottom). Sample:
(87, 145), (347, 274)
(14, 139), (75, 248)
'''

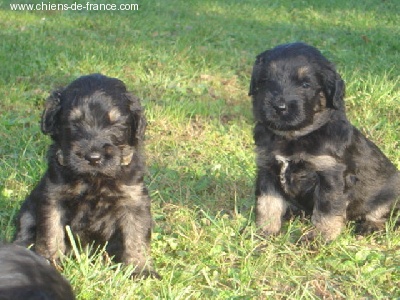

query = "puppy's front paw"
(311, 214), (345, 241)
(256, 224), (282, 238)
(256, 194), (288, 237)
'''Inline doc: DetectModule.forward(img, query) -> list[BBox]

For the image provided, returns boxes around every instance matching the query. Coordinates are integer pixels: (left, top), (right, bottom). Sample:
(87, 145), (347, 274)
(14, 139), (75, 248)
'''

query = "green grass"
(1, 0), (399, 298)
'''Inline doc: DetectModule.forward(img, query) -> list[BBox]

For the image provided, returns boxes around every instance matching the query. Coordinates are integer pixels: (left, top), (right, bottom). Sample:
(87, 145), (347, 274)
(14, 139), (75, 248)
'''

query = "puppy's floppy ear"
(249, 53), (266, 96)
(41, 90), (62, 136)
(133, 111), (147, 141)
(126, 93), (147, 143)
(322, 68), (345, 110)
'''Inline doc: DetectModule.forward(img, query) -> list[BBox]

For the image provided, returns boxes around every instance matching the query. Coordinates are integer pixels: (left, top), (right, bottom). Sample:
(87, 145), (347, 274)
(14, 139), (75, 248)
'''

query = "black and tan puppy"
(0, 243), (75, 300)
(249, 42), (400, 241)
(14, 74), (159, 278)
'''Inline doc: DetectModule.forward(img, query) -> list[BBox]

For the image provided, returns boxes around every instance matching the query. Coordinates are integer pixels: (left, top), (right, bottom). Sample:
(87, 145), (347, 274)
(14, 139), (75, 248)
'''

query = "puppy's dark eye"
(270, 90), (279, 96)
(67, 122), (80, 131)
(301, 82), (311, 88)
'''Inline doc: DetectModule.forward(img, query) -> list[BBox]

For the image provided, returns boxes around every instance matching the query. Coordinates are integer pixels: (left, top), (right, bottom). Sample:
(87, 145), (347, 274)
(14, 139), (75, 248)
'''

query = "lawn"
(0, 0), (399, 299)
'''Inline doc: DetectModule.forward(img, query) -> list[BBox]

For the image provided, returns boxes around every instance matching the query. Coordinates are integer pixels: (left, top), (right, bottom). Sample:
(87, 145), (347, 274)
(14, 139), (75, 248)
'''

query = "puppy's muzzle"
(85, 151), (102, 166)
(272, 100), (288, 114)
(271, 95), (300, 116)
(57, 144), (133, 167)
(84, 144), (114, 166)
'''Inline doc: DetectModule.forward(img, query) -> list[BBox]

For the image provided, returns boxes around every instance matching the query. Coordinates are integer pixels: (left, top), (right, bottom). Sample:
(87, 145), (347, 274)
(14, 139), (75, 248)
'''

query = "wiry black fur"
(14, 74), (159, 278)
(0, 243), (75, 300)
(250, 42), (400, 240)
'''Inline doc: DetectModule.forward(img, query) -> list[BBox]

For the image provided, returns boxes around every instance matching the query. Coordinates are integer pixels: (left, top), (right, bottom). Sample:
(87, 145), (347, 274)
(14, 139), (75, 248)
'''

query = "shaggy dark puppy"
(14, 74), (159, 278)
(0, 243), (75, 300)
(249, 42), (400, 241)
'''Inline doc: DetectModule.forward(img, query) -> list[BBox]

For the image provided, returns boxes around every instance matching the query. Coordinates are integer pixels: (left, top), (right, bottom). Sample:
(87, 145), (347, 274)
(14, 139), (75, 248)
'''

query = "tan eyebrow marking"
(108, 108), (121, 123)
(297, 66), (310, 78)
(269, 61), (278, 72)
(69, 107), (83, 120)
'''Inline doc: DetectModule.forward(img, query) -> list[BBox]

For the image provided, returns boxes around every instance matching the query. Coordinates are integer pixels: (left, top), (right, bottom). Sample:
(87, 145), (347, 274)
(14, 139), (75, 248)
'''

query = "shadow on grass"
(148, 164), (254, 214)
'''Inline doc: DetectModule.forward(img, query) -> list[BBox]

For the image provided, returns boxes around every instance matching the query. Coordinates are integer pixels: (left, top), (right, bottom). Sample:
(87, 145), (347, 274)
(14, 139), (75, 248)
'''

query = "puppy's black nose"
(273, 102), (287, 113)
(85, 152), (102, 165)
